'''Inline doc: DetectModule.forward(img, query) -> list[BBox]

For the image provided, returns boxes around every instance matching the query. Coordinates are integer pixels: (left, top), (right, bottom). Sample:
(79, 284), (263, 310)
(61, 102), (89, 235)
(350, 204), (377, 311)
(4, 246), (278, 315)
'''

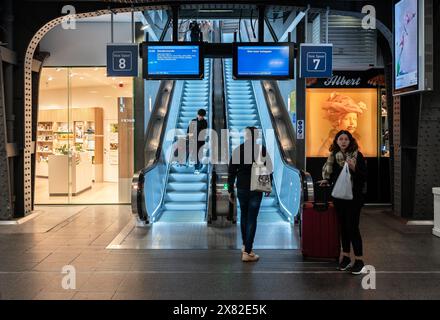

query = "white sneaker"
(242, 251), (259, 262)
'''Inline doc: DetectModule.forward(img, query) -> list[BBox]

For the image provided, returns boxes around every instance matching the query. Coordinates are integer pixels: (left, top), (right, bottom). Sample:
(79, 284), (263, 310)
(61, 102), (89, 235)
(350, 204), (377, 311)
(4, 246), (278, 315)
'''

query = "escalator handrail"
(205, 59), (214, 222)
(153, 80), (188, 222)
(258, 80), (315, 204)
(259, 80), (298, 168)
(131, 80), (176, 221)
(223, 59), (233, 158)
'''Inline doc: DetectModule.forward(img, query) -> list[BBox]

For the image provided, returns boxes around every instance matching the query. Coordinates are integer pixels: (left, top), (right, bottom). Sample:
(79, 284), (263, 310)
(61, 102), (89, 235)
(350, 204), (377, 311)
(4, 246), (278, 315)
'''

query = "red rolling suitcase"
(301, 185), (340, 259)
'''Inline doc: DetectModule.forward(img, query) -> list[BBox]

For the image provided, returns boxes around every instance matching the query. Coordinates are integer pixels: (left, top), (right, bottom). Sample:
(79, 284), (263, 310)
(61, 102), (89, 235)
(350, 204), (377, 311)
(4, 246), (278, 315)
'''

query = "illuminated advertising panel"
(394, 0), (418, 92)
(306, 88), (378, 157)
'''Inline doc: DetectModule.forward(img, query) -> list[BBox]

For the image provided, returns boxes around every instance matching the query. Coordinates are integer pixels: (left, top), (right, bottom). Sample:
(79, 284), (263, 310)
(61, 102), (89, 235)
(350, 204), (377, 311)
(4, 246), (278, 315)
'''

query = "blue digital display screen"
(147, 45), (200, 76)
(237, 46), (290, 76)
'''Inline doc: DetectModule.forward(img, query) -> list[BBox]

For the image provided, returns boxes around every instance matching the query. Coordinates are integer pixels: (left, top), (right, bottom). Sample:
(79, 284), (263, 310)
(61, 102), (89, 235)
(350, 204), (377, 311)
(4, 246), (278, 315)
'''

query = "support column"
(258, 5), (265, 42)
(295, 21), (306, 171)
(172, 5), (178, 42)
(134, 23), (145, 171)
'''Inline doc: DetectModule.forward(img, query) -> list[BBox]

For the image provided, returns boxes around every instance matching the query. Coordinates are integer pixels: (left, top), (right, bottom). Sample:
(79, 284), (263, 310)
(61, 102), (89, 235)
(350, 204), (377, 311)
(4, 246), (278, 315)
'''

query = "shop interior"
(35, 67), (134, 204)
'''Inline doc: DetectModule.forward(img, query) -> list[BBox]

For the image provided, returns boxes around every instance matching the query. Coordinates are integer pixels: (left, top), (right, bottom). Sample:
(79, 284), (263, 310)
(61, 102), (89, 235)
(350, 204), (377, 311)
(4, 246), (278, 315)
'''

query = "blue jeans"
(237, 189), (263, 254)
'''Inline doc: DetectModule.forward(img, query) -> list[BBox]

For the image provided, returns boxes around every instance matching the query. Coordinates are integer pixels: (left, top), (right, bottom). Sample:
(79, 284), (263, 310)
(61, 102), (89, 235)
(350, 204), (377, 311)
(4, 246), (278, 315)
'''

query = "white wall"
(40, 22), (133, 66)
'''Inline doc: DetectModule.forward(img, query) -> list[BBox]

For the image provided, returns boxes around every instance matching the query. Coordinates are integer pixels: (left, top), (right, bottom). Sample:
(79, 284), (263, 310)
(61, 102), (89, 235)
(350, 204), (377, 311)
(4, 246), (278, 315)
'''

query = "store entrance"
(35, 67), (134, 204)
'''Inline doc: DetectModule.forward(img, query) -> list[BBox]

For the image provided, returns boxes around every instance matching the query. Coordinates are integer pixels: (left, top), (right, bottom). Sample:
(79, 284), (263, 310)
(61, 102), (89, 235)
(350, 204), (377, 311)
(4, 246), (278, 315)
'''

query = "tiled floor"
(0, 205), (440, 300)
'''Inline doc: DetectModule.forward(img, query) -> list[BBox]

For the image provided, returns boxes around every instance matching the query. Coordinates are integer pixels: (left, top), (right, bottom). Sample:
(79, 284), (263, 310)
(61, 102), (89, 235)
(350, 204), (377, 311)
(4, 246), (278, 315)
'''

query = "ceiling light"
(80, 77), (84, 80)
(89, 91), (98, 94)
(48, 76), (54, 81)
(93, 67), (99, 71)
(56, 68), (62, 72)
(140, 24), (150, 30)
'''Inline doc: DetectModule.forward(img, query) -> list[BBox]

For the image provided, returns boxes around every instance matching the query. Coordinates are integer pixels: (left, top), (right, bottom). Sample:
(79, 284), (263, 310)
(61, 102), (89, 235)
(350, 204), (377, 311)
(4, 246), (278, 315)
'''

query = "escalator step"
(159, 210), (206, 223)
(163, 202), (206, 211)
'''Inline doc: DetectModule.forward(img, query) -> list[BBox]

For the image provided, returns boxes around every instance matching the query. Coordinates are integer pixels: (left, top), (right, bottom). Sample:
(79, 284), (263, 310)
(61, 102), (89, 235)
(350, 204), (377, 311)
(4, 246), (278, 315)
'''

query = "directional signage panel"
(107, 44), (139, 77)
(300, 44), (333, 78)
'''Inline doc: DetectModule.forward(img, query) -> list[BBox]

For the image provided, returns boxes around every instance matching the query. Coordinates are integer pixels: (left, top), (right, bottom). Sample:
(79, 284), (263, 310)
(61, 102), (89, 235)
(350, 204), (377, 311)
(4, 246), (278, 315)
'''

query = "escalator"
(224, 59), (288, 223)
(160, 59), (212, 222)
(132, 59), (212, 224)
(132, 56), (308, 227)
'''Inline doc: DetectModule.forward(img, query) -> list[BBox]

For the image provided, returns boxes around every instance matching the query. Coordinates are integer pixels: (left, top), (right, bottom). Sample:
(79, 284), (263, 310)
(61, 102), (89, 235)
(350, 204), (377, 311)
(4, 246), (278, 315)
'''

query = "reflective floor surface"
(1, 205), (440, 300)
(107, 218), (299, 250)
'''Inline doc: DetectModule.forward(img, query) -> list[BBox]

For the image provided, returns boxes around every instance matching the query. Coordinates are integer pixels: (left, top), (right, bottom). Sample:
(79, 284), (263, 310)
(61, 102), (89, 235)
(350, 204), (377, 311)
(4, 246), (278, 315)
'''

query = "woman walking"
(228, 127), (272, 262)
(319, 130), (367, 274)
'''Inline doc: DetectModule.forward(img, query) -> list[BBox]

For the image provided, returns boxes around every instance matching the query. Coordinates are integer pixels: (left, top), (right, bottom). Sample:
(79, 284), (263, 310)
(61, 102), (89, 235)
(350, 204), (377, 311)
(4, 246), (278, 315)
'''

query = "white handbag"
(250, 161), (272, 193)
(331, 162), (353, 200)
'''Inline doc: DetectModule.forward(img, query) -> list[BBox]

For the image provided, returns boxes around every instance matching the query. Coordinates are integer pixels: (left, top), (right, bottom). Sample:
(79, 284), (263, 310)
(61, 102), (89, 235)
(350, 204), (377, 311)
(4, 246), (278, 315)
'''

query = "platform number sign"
(300, 44), (333, 78)
(296, 120), (304, 140)
(107, 44), (138, 77)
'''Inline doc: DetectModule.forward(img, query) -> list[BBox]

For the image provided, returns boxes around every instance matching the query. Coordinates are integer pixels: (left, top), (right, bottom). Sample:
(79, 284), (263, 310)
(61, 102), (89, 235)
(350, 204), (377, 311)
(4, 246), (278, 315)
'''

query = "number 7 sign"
(300, 44), (333, 78)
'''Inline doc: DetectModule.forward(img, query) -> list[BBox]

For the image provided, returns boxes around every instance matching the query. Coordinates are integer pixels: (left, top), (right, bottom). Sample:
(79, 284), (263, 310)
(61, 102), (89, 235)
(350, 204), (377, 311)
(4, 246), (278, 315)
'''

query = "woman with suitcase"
(318, 130), (367, 275)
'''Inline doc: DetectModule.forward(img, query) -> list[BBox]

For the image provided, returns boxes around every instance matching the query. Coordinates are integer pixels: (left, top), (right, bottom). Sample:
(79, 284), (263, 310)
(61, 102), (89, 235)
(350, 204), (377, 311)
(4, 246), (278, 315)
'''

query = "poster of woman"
(306, 88), (378, 157)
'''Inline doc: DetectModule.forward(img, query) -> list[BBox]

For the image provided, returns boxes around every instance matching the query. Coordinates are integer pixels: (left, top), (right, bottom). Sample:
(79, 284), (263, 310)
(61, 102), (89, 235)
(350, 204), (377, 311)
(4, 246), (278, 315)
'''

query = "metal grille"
(315, 15), (377, 70)
(311, 14), (320, 44)
(414, 99), (440, 219)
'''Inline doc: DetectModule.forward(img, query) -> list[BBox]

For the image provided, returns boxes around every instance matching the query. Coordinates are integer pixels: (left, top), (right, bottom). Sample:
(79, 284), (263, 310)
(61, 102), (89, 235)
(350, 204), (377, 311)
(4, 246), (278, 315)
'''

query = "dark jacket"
(187, 118), (208, 145)
(228, 143), (273, 193)
(329, 151), (367, 204)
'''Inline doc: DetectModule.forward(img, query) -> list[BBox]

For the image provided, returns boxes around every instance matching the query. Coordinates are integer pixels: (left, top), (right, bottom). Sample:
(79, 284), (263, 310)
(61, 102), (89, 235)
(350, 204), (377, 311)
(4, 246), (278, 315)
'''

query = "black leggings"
(333, 199), (363, 257)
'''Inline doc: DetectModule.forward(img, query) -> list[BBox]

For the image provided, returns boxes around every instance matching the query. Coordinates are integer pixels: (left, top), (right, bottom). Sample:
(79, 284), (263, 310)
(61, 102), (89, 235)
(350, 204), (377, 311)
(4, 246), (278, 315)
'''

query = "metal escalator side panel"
(149, 79), (186, 223)
(131, 80), (180, 222)
(250, 80), (303, 222)
(260, 81), (297, 167)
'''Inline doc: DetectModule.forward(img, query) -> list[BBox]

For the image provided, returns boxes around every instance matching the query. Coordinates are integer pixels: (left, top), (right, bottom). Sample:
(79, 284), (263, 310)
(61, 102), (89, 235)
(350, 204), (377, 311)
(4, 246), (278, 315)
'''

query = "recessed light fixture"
(48, 76), (54, 81)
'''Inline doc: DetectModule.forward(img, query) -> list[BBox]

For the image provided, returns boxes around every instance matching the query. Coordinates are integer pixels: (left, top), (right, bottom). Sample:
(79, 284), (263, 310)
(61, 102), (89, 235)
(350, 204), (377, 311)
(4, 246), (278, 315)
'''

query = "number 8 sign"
(107, 44), (139, 77)
(300, 44), (333, 78)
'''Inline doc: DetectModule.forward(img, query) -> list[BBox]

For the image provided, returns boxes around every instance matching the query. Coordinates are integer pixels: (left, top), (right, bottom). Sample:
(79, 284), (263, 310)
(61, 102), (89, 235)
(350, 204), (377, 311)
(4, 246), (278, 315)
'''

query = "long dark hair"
(329, 130), (359, 153)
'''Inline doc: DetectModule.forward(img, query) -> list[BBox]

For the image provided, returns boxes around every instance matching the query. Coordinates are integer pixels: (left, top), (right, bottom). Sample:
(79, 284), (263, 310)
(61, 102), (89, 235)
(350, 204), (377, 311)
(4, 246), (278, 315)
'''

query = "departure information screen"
(145, 45), (202, 79)
(236, 46), (291, 78)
